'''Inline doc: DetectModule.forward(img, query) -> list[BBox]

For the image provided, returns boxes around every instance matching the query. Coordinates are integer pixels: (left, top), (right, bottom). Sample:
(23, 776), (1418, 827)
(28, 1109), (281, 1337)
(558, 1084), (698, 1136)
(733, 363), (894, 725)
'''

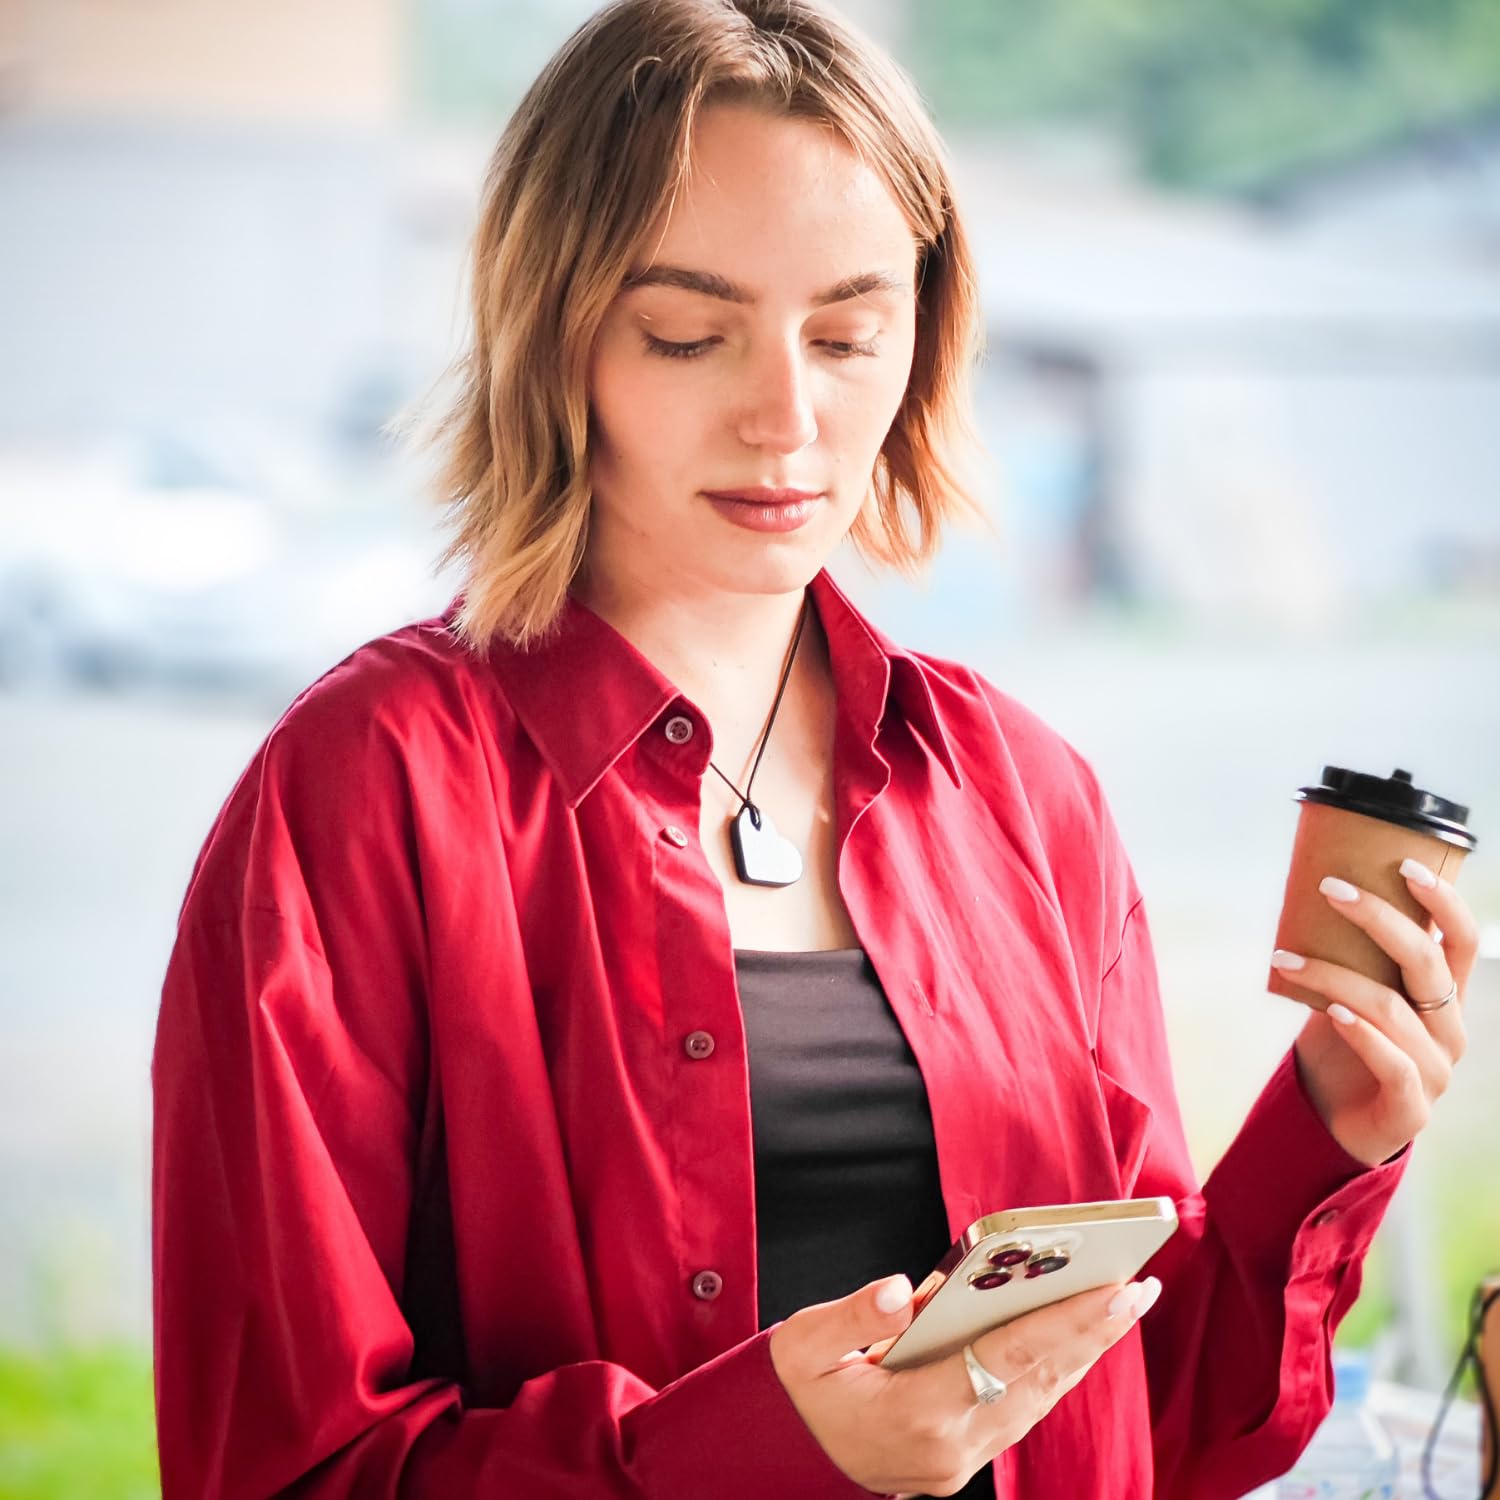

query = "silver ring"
(1410, 979), (1458, 1013)
(962, 1342), (1008, 1406)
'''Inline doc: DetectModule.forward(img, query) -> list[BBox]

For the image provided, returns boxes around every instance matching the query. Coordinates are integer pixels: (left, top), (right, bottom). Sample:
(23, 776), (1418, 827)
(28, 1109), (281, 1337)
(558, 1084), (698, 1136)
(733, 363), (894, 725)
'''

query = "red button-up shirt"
(152, 567), (1406, 1499)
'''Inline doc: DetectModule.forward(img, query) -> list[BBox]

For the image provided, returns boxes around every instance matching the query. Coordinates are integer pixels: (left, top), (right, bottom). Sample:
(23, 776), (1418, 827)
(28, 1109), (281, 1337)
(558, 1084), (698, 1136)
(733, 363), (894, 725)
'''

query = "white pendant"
(730, 804), (803, 888)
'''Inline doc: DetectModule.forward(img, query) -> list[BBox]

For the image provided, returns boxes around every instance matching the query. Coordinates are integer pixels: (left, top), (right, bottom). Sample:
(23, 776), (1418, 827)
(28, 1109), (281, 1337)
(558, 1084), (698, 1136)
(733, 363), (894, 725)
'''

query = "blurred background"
(1, 0), (1497, 1494)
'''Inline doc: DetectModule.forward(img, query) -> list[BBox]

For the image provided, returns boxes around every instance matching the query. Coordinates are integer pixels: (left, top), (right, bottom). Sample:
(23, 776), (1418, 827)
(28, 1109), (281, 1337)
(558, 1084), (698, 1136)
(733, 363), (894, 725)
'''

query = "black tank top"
(735, 947), (993, 1500)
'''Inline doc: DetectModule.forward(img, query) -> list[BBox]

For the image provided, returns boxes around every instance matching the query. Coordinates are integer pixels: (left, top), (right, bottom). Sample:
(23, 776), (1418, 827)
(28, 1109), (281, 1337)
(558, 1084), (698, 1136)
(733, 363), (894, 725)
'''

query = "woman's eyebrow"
(620, 265), (911, 306)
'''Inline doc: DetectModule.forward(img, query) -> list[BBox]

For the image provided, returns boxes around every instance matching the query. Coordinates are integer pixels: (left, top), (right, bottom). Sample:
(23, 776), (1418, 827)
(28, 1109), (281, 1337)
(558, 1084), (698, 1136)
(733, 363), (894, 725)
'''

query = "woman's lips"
(702, 492), (823, 534)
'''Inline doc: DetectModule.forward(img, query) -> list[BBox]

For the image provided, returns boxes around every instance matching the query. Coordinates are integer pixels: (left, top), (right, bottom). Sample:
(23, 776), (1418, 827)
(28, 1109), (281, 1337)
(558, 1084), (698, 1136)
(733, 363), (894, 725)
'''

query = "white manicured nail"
(1135, 1277), (1162, 1315)
(875, 1275), (911, 1312)
(1328, 1002), (1356, 1024)
(1270, 949), (1306, 971)
(1319, 876), (1360, 903)
(1400, 857), (1437, 889)
(1107, 1283), (1142, 1319)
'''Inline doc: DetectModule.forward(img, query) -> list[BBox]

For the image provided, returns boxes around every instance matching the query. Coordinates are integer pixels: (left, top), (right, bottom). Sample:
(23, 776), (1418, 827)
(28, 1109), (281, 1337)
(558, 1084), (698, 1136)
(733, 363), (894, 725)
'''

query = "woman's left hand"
(1278, 859), (1480, 1169)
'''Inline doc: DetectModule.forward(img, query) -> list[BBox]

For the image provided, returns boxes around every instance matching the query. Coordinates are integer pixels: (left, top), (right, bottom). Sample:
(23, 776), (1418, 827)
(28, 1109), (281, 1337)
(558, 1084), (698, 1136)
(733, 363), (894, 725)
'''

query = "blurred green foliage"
(0, 1343), (157, 1500)
(1428, 1173), (1500, 1402)
(911, 0), (1500, 191)
(412, 0), (1500, 193)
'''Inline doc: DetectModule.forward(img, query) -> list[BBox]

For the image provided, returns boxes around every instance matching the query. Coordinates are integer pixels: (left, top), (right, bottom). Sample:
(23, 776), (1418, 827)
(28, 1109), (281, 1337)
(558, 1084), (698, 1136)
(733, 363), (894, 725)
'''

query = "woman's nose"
(736, 338), (819, 453)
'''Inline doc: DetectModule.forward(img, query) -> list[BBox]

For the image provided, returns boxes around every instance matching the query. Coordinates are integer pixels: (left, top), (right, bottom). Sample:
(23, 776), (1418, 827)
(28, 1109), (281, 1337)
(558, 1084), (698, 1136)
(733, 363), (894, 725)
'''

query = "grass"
(0, 1343), (158, 1500)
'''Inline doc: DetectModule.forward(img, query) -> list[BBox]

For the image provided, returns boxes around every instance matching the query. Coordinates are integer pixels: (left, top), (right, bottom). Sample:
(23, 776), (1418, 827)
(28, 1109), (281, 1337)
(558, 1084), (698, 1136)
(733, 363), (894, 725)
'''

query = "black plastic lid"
(1295, 766), (1477, 851)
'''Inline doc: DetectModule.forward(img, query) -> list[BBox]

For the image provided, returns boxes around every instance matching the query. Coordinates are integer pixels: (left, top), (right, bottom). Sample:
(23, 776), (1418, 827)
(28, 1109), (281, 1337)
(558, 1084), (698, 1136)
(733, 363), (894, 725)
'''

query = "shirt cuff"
(629, 1326), (887, 1499)
(1202, 1045), (1409, 1281)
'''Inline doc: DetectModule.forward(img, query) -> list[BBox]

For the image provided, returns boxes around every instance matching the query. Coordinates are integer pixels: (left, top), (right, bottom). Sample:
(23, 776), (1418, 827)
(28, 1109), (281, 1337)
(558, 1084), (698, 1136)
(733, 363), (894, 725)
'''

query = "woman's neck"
(571, 565), (830, 779)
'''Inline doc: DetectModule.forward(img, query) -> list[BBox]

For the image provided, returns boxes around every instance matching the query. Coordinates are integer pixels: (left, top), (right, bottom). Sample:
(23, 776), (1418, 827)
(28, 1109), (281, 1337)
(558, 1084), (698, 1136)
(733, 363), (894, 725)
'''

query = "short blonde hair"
(394, 0), (987, 653)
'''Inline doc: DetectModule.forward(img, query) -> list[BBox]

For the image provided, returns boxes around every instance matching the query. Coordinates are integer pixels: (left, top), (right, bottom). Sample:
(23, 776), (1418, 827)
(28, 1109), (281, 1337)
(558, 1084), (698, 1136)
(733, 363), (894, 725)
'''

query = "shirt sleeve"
(150, 722), (873, 1499)
(1094, 891), (1409, 1500)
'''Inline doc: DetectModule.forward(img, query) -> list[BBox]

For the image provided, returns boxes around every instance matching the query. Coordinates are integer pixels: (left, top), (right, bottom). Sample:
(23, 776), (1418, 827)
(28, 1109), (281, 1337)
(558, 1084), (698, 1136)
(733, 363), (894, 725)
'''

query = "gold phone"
(872, 1196), (1179, 1370)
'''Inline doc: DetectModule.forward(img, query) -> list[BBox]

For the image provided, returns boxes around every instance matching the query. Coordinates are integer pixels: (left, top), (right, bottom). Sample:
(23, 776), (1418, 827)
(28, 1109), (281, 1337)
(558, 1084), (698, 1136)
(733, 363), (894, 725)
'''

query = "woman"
(150, 1), (1479, 1496)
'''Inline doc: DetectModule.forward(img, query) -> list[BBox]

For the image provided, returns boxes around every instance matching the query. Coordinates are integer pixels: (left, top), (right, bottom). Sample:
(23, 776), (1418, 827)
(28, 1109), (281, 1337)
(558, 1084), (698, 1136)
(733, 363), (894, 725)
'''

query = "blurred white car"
(0, 434), (456, 699)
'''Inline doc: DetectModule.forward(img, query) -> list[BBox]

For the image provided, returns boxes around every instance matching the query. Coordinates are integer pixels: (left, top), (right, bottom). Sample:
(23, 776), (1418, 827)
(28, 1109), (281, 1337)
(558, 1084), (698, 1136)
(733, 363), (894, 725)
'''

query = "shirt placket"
(635, 703), (763, 1368)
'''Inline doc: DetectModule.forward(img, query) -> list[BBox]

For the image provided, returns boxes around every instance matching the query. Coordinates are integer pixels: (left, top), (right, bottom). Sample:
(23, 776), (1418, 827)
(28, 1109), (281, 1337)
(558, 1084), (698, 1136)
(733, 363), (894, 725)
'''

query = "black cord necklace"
(707, 597), (808, 888)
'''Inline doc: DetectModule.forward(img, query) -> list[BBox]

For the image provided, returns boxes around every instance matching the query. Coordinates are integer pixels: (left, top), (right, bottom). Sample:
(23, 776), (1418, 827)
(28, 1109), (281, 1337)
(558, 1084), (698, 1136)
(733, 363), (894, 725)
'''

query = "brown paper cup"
(1268, 802), (1468, 1010)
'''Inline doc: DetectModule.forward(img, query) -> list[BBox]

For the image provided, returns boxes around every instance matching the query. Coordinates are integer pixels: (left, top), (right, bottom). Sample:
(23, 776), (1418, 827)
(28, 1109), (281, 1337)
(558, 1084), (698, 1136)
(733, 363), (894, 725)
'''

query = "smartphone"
(872, 1195), (1179, 1370)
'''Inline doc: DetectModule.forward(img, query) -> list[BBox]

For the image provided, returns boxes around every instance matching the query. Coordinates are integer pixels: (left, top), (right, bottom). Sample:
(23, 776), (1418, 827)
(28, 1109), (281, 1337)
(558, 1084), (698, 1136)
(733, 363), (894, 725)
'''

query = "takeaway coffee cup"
(1269, 766), (1478, 1010)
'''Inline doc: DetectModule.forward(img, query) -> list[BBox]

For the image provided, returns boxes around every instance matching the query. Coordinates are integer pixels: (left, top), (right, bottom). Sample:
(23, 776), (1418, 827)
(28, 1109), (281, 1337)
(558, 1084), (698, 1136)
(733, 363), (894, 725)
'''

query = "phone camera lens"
(969, 1270), (1013, 1290)
(1024, 1250), (1070, 1278)
(988, 1243), (1031, 1269)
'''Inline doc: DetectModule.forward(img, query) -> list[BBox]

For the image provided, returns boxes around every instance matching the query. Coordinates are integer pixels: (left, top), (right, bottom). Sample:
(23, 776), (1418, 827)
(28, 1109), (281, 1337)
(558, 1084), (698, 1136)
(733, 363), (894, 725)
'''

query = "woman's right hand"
(767, 1271), (1160, 1498)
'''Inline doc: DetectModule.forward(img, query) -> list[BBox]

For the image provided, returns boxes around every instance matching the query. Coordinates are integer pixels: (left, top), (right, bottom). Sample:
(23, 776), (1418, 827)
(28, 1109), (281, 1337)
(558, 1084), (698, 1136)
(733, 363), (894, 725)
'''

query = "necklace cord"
(706, 597), (809, 818)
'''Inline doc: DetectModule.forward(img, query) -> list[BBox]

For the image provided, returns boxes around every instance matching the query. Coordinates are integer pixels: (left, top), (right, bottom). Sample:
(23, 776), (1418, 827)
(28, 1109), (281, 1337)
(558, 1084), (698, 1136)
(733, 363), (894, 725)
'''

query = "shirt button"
(664, 715), (695, 745)
(684, 1030), (715, 1060)
(1312, 1208), (1341, 1228)
(691, 1270), (723, 1301)
(661, 825), (689, 848)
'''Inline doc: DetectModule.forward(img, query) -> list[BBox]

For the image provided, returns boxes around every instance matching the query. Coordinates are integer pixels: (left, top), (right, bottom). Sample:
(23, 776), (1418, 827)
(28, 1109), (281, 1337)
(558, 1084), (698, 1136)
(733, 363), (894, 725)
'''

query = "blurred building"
(870, 131), (1500, 638)
(0, 0), (450, 453)
(1251, 106), (1500, 265)
(0, 0), (402, 129)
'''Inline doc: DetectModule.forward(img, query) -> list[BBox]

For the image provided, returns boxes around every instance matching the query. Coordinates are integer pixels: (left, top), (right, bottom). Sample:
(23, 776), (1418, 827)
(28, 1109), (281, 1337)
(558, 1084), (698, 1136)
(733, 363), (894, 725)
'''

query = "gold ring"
(1410, 980), (1458, 1013)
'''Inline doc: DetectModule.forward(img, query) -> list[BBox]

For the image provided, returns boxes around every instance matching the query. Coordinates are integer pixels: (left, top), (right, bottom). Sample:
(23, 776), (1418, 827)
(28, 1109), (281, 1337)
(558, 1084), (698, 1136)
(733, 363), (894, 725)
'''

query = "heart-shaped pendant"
(730, 803), (803, 887)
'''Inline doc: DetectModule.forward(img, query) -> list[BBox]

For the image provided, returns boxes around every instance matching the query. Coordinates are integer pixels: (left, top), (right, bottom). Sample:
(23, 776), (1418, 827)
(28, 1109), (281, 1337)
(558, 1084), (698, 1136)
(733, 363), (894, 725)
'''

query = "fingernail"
(1135, 1277), (1162, 1315)
(1327, 1002), (1356, 1024)
(875, 1275), (912, 1313)
(1400, 857), (1437, 889)
(1270, 949), (1306, 971)
(1107, 1283), (1142, 1320)
(1319, 876), (1360, 903)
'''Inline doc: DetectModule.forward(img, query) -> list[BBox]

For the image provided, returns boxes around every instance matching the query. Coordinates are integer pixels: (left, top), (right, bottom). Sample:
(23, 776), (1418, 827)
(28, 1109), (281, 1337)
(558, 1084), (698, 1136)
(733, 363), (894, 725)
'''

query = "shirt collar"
(453, 567), (963, 808)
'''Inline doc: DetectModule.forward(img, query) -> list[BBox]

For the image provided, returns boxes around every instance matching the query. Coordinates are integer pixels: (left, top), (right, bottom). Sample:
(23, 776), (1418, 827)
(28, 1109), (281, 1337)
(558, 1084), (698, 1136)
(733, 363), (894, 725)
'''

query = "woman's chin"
(696, 538), (838, 597)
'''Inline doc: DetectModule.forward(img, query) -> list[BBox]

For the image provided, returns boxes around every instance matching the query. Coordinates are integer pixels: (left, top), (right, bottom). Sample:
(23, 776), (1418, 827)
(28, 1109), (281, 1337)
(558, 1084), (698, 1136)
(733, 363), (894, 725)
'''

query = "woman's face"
(585, 103), (920, 604)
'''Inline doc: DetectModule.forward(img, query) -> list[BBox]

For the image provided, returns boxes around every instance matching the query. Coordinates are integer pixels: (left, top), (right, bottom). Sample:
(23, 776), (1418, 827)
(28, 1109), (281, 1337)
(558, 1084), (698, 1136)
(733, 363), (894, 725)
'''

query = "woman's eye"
(642, 331), (876, 357)
(642, 331), (717, 357)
